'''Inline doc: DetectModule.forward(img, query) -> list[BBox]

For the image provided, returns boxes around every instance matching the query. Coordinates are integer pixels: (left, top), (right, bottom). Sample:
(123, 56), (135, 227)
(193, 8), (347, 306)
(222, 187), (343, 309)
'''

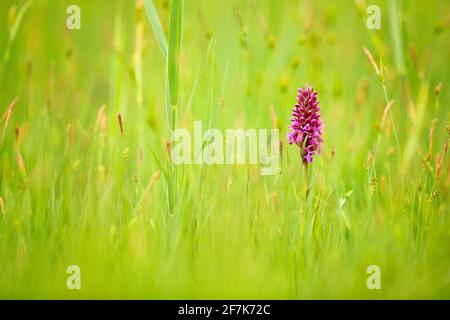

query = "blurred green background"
(0, 0), (449, 298)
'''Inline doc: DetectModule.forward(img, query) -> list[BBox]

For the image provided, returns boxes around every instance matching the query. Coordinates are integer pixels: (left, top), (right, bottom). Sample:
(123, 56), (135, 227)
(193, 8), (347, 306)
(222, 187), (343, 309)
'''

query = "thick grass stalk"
(143, 0), (183, 217)
(388, 0), (406, 76)
(168, 0), (182, 115)
(166, 0), (183, 215)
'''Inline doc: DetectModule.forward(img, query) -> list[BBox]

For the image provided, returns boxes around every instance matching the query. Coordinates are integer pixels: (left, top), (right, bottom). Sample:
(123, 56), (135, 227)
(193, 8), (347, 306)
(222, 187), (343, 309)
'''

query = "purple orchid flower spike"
(287, 84), (323, 164)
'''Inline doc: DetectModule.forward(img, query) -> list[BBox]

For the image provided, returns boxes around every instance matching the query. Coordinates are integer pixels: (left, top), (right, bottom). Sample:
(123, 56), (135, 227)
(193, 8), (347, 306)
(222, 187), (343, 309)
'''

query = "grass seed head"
(96, 105), (107, 144)
(117, 112), (124, 136)
(363, 47), (379, 75)
(0, 196), (4, 215)
(16, 150), (26, 177)
(434, 82), (443, 97)
(436, 140), (448, 181)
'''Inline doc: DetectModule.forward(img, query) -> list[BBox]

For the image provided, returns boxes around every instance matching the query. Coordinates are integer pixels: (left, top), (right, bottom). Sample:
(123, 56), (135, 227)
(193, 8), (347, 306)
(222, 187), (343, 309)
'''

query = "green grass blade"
(168, 0), (183, 109)
(184, 38), (215, 118)
(9, 0), (33, 43)
(3, 0), (33, 65)
(145, 141), (169, 181)
(143, 0), (168, 60)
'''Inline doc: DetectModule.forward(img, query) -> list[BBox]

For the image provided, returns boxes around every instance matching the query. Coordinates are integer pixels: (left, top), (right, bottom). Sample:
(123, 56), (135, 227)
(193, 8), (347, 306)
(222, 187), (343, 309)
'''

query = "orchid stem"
(302, 151), (309, 200)
(303, 163), (309, 200)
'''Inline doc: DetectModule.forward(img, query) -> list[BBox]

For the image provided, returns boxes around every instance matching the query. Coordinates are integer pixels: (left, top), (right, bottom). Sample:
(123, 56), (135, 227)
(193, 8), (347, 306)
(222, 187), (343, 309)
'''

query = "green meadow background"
(0, 0), (449, 299)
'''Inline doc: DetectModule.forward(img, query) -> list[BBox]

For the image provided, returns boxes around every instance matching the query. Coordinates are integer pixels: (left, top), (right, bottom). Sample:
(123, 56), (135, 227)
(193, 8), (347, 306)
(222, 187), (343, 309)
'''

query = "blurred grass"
(0, 0), (449, 299)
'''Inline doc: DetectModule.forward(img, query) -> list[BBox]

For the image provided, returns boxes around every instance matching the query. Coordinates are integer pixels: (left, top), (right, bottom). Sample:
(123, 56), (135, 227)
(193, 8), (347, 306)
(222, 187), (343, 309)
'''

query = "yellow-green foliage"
(0, 0), (448, 299)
